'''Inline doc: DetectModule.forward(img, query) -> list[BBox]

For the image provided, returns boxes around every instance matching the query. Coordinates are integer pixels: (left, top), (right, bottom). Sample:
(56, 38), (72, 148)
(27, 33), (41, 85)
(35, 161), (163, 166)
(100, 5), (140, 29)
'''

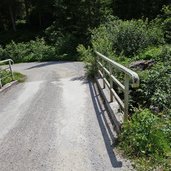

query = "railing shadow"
(70, 76), (88, 84)
(88, 81), (122, 168)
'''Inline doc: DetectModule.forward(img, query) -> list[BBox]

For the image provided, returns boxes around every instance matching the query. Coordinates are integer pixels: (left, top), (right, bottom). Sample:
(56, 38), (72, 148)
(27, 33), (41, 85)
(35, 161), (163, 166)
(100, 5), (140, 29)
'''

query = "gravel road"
(0, 62), (134, 171)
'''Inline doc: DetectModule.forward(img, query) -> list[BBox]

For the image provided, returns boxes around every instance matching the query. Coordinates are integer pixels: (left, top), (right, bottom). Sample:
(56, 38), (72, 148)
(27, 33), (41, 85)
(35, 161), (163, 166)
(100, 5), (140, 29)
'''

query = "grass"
(0, 71), (26, 86)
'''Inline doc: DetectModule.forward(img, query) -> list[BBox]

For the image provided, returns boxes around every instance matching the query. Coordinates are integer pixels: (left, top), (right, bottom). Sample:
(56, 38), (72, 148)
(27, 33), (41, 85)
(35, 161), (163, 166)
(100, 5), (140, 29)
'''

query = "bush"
(112, 20), (150, 56)
(91, 17), (164, 57)
(1, 38), (56, 62)
(45, 25), (79, 60)
(130, 45), (171, 112)
(4, 41), (29, 62)
(161, 5), (171, 43)
(135, 46), (162, 60)
(135, 45), (171, 61)
(119, 109), (171, 157)
(77, 44), (96, 77)
(144, 66), (171, 111)
(91, 24), (115, 57)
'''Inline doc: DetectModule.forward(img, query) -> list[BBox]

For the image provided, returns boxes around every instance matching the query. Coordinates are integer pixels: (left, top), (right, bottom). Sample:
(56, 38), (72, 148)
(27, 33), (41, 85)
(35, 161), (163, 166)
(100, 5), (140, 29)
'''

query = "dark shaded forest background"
(0, 0), (170, 45)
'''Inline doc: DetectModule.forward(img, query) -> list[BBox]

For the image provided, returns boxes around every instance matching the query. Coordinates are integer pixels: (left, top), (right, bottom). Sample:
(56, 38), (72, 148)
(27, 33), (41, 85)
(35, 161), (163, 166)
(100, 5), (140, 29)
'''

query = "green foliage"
(77, 44), (96, 78)
(119, 109), (171, 170)
(131, 45), (171, 112)
(0, 38), (56, 62)
(143, 66), (171, 111)
(91, 23), (115, 57)
(54, 34), (78, 58)
(0, 71), (26, 86)
(119, 109), (171, 157)
(135, 46), (162, 60)
(78, 15), (171, 169)
(135, 45), (171, 61)
(112, 20), (149, 56)
(45, 25), (81, 60)
(91, 17), (164, 57)
(161, 5), (171, 43)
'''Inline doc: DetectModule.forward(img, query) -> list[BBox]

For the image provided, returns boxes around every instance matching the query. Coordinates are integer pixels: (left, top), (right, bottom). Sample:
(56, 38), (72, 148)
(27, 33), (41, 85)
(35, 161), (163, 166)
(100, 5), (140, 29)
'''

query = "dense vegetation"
(0, 0), (170, 61)
(0, 0), (171, 170)
(77, 5), (171, 170)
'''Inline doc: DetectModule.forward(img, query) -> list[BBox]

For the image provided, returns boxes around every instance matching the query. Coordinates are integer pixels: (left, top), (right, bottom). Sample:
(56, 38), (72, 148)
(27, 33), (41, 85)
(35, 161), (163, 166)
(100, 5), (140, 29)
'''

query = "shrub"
(135, 45), (171, 61)
(130, 45), (171, 113)
(45, 25), (79, 60)
(2, 38), (56, 62)
(55, 33), (78, 58)
(161, 5), (171, 43)
(91, 24), (115, 57)
(26, 38), (56, 62)
(112, 20), (150, 56)
(146, 66), (171, 111)
(91, 17), (164, 57)
(135, 46), (162, 60)
(4, 41), (29, 62)
(119, 109), (171, 157)
(77, 44), (96, 77)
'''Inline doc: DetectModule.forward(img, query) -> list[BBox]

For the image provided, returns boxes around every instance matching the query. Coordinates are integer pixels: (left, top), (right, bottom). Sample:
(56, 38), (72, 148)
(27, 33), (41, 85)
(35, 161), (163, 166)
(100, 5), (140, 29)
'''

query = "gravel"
(0, 62), (134, 171)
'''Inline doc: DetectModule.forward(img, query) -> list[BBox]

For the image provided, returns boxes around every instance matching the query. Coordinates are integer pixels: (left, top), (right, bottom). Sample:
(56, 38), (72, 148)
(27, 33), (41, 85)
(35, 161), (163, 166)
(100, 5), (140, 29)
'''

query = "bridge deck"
(0, 62), (133, 171)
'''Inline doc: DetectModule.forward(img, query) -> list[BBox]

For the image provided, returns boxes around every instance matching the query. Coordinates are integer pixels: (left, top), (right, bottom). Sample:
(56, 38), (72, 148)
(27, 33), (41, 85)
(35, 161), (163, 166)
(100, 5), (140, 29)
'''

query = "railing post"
(102, 59), (105, 89)
(124, 74), (129, 121)
(96, 54), (100, 78)
(109, 63), (113, 102)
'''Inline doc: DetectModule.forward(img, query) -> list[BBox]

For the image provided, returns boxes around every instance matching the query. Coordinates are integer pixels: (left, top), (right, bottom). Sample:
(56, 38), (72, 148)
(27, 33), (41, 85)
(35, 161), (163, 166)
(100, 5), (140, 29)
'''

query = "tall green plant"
(91, 17), (164, 57)
(119, 109), (170, 157)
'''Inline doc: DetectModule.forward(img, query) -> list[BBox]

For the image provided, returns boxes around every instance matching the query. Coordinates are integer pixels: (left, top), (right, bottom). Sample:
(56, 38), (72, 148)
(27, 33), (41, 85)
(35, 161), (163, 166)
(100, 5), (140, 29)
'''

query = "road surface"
(0, 62), (133, 171)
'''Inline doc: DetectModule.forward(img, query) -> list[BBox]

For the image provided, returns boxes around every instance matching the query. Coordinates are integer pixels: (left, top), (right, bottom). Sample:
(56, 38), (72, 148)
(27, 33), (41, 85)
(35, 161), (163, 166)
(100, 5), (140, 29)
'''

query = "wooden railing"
(0, 59), (14, 88)
(95, 51), (139, 121)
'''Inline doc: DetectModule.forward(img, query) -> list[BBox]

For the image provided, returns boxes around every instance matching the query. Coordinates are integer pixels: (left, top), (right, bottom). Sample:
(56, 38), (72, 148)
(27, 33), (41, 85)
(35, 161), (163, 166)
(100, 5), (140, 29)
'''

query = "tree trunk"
(87, 0), (91, 27)
(24, 0), (29, 22)
(9, 5), (16, 32)
(39, 12), (42, 28)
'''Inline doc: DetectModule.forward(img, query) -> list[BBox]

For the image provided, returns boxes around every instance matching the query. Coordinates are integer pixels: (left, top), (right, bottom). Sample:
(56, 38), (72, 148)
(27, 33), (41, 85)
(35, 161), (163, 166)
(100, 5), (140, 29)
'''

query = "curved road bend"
(0, 62), (133, 171)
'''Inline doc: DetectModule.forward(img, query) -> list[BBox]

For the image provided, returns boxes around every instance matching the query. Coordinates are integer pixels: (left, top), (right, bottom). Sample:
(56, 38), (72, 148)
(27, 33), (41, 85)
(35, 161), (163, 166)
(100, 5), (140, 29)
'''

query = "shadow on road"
(70, 76), (88, 84)
(25, 61), (73, 70)
(88, 81), (122, 168)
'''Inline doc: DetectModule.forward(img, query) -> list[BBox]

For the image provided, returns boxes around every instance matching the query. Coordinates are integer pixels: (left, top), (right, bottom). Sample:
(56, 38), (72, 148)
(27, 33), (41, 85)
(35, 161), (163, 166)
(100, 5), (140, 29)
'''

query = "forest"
(0, 0), (171, 170)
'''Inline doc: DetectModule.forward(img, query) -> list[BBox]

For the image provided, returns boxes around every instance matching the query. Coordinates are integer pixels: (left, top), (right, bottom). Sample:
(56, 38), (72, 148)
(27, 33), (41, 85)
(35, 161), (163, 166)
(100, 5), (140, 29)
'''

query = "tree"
(112, 0), (168, 19)
(0, 0), (24, 32)
(53, 0), (112, 37)
(29, 0), (54, 28)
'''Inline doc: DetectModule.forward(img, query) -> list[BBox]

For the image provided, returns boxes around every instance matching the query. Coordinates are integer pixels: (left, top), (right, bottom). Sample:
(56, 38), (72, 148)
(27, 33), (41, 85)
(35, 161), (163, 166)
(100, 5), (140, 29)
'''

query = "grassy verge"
(1, 71), (26, 86)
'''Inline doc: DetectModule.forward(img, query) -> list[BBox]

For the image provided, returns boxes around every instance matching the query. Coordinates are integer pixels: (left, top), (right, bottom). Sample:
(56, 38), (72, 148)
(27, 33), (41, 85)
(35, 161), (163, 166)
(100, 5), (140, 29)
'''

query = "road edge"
(0, 80), (18, 93)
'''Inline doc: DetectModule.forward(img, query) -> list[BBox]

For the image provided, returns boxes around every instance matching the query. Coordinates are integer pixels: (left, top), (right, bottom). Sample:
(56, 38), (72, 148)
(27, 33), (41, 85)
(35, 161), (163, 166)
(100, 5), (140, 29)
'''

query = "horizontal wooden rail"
(95, 51), (139, 121)
(0, 59), (14, 88)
